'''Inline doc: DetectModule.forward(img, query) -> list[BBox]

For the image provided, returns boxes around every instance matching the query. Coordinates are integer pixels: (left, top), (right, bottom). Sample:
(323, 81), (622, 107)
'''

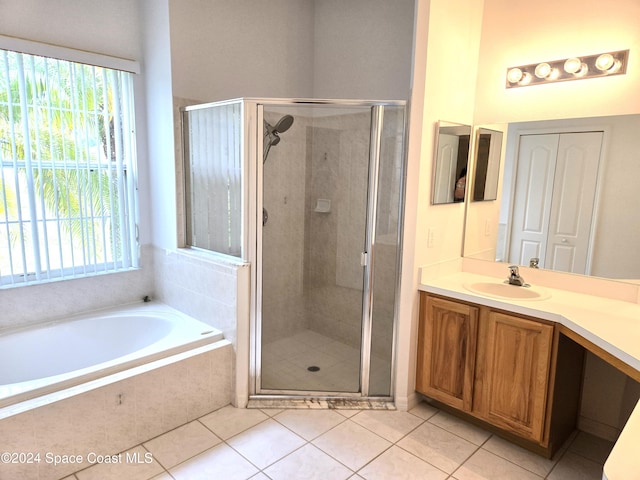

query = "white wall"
(474, 0), (640, 124)
(139, 0), (177, 251)
(312, 0), (415, 100)
(168, 0), (414, 103)
(0, 0), (142, 61)
(168, 0), (315, 102)
(395, 0), (485, 409)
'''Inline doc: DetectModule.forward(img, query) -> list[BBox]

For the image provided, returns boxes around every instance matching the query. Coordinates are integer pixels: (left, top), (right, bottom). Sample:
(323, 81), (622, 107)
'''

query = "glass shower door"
(259, 103), (373, 394)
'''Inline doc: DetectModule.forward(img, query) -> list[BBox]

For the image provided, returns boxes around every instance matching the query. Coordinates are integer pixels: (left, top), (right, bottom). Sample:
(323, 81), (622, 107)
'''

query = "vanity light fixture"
(506, 50), (629, 88)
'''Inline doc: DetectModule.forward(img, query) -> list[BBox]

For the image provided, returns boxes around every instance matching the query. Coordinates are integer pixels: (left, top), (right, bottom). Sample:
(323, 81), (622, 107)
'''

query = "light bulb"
(595, 53), (614, 71)
(507, 68), (523, 83)
(519, 72), (532, 85)
(534, 62), (552, 79)
(564, 57), (582, 74)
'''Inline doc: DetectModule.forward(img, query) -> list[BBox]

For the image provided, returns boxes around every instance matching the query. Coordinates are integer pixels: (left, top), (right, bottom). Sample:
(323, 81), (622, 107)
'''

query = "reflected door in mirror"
(432, 122), (471, 205)
(507, 132), (602, 274)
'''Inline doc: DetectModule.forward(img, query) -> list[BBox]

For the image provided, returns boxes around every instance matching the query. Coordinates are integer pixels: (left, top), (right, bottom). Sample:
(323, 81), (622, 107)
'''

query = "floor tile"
(547, 451), (604, 480)
(428, 411), (491, 446)
(313, 420), (392, 470)
(482, 435), (557, 477)
(453, 448), (543, 480)
(199, 405), (269, 440)
(75, 446), (164, 480)
(351, 409), (424, 443)
(409, 401), (439, 420)
(274, 408), (346, 440)
(358, 445), (448, 480)
(567, 431), (614, 464)
(143, 420), (222, 469)
(264, 444), (353, 480)
(149, 474), (173, 480)
(169, 443), (259, 480)
(227, 418), (306, 469)
(397, 422), (477, 474)
(261, 408), (284, 417)
(335, 409), (360, 418)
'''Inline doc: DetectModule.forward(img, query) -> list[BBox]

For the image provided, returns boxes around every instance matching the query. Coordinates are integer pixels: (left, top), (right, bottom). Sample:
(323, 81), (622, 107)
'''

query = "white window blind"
(0, 48), (138, 286)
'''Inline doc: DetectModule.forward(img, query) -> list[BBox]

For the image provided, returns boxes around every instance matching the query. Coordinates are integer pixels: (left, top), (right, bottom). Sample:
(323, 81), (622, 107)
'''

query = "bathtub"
(0, 301), (233, 480)
(0, 301), (224, 408)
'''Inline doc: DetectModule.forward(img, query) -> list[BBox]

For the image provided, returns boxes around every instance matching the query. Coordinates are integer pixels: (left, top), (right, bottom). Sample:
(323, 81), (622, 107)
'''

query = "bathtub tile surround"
(0, 245), (155, 332)
(152, 245), (249, 346)
(0, 341), (233, 480)
(59, 403), (610, 480)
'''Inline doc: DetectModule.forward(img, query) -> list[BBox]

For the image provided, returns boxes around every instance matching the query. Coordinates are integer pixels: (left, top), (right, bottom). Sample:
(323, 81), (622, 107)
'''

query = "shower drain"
(307, 366), (320, 372)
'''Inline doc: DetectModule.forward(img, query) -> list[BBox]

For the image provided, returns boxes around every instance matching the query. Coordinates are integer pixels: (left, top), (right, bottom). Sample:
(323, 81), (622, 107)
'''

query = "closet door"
(545, 132), (602, 273)
(509, 132), (602, 274)
(508, 134), (559, 266)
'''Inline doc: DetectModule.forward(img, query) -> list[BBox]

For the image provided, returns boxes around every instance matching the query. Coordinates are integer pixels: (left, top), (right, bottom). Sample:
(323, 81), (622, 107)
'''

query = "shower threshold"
(247, 396), (396, 411)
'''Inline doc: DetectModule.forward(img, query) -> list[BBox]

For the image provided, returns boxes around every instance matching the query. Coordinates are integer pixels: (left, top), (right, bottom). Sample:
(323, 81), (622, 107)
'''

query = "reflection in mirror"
(432, 121), (471, 205)
(464, 114), (640, 283)
(472, 128), (503, 202)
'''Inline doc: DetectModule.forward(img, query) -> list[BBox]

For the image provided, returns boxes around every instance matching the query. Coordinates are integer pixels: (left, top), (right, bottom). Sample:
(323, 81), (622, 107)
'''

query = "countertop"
(418, 271), (640, 480)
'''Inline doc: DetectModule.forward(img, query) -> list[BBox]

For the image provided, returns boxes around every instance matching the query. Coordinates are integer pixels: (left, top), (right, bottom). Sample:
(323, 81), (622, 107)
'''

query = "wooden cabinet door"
(480, 311), (554, 442)
(416, 294), (478, 411)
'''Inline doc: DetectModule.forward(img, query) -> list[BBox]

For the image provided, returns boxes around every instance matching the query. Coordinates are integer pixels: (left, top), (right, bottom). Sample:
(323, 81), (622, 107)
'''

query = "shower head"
(273, 114), (294, 133)
(264, 114), (294, 136)
(263, 115), (294, 163)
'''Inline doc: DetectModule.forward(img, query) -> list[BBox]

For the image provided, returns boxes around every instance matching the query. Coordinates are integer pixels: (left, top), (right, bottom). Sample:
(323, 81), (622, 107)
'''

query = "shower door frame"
(248, 98), (406, 402)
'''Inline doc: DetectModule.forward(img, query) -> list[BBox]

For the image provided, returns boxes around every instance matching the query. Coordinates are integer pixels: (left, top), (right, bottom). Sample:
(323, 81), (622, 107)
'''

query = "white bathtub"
(0, 301), (224, 407)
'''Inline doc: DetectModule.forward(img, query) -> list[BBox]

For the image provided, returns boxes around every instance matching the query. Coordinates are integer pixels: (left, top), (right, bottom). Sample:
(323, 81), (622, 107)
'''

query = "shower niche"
(183, 99), (406, 402)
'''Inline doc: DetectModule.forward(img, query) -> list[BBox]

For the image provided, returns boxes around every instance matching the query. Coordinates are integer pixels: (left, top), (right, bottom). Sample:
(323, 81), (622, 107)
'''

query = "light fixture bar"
(506, 50), (629, 88)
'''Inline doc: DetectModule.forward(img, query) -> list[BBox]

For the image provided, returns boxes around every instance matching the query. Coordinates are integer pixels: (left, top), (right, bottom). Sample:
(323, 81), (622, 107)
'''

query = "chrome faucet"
(507, 265), (527, 286)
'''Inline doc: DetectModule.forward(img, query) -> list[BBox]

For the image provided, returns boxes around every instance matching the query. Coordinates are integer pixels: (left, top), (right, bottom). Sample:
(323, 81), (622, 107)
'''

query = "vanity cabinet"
(416, 292), (582, 457)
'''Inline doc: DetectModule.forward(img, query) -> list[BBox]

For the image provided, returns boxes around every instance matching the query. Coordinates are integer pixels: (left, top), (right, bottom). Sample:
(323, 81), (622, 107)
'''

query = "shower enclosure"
(182, 99), (406, 402)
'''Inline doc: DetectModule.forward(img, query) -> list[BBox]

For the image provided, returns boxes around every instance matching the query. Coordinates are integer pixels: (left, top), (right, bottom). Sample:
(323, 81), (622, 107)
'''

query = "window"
(0, 48), (138, 286)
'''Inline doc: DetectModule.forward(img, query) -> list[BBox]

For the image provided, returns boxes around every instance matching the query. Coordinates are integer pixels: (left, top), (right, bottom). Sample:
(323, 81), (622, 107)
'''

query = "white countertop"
(418, 271), (640, 480)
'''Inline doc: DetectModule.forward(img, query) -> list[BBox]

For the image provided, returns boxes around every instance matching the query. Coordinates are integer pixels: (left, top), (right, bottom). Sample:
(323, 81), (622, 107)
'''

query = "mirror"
(464, 113), (640, 282)
(472, 128), (503, 202)
(432, 121), (471, 205)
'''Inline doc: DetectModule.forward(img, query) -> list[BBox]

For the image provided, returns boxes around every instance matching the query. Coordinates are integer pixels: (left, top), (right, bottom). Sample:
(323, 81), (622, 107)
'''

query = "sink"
(463, 281), (551, 301)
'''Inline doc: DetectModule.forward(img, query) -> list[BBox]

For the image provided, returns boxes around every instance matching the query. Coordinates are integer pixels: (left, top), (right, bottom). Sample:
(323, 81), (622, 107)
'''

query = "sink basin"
(463, 282), (551, 301)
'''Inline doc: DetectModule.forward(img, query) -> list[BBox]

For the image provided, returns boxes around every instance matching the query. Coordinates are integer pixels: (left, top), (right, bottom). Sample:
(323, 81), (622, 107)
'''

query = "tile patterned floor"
(62, 401), (614, 480)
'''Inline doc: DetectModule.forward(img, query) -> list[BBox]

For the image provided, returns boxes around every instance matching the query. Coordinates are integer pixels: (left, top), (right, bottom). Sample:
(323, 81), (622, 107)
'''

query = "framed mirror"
(431, 121), (471, 205)
(472, 128), (503, 202)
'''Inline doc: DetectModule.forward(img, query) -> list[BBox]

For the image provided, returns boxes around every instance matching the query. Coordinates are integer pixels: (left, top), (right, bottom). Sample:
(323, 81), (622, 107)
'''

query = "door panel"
(546, 132), (602, 273)
(509, 134), (559, 265)
(433, 134), (459, 204)
(481, 312), (554, 442)
(259, 104), (371, 393)
(416, 296), (478, 411)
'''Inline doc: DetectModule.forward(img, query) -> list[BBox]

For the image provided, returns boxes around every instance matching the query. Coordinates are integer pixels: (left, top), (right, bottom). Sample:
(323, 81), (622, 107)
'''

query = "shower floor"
(260, 329), (390, 394)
